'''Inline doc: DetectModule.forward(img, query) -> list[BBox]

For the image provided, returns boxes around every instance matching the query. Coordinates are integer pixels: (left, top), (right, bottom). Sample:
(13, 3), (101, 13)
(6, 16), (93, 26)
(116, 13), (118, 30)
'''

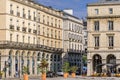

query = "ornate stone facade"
(87, 0), (120, 76)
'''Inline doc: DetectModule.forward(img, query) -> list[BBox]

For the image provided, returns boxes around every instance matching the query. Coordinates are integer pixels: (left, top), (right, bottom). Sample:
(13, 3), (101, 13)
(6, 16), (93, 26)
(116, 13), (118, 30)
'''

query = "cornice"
(10, 0), (63, 19)
(87, 15), (120, 19)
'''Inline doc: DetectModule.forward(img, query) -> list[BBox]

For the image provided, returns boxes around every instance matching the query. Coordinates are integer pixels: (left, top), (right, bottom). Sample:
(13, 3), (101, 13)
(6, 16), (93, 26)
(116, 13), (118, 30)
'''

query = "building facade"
(83, 21), (88, 55)
(0, 0), (63, 78)
(62, 10), (84, 69)
(87, 0), (120, 76)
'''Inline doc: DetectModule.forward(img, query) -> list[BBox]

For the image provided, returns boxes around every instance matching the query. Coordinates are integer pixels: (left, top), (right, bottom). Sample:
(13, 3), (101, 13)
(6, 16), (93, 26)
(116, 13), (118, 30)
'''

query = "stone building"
(87, 0), (120, 76)
(62, 10), (84, 69)
(0, 0), (63, 78)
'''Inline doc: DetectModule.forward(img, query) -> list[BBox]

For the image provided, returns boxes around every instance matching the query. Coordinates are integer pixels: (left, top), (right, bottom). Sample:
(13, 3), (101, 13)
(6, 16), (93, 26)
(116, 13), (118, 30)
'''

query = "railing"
(68, 49), (81, 53)
(0, 41), (63, 53)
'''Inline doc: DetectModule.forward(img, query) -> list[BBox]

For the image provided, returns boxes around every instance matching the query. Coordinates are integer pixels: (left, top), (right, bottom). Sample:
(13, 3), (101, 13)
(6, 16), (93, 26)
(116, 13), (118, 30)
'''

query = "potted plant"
(22, 66), (29, 80)
(62, 62), (70, 78)
(0, 71), (3, 79)
(39, 59), (48, 80)
(70, 66), (78, 78)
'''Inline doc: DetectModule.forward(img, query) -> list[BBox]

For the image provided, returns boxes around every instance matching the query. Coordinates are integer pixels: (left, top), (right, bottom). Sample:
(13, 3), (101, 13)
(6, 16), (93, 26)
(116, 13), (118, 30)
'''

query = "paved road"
(29, 76), (120, 80)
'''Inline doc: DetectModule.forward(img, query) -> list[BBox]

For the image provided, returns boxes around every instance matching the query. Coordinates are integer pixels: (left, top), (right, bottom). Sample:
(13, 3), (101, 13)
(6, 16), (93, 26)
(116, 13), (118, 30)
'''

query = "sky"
(35, 0), (98, 19)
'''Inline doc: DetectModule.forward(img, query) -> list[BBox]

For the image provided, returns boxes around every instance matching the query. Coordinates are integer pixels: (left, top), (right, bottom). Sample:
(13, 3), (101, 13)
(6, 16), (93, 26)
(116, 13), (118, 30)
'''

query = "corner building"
(87, 0), (120, 76)
(0, 0), (63, 78)
(63, 11), (84, 70)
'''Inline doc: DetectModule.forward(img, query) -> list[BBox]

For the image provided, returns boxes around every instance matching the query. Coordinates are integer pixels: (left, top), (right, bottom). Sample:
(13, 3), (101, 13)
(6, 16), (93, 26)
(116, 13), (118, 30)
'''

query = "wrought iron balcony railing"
(0, 41), (63, 53)
(68, 49), (81, 53)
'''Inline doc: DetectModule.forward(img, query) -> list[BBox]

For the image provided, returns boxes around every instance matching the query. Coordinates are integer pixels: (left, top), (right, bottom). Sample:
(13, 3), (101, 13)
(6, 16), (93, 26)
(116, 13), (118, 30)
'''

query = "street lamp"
(80, 50), (83, 75)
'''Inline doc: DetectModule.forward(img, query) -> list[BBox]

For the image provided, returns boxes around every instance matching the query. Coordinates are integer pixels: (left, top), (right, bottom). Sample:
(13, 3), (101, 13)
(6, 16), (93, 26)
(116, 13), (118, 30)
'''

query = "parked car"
(56, 70), (64, 76)
(46, 71), (57, 77)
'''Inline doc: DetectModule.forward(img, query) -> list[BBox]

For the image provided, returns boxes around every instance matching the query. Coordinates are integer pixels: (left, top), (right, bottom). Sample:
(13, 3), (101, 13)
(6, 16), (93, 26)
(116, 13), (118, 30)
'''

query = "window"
(17, 6), (20, 16)
(23, 8), (25, 18)
(43, 15), (45, 23)
(47, 16), (49, 25)
(37, 37), (40, 44)
(23, 36), (24, 43)
(43, 39), (44, 45)
(94, 21), (99, 31)
(51, 18), (53, 26)
(55, 19), (57, 27)
(38, 13), (40, 22)
(109, 8), (113, 14)
(94, 36), (99, 47)
(38, 25), (40, 35)
(33, 12), (36, 21)
(108, 36), (114, 47)
(28, 36), (30, 43)
(33, 37), (35, 44)
(55, 30), (57, 38)
(28, 10), (31, 19)
(58, 20), (61, 28)
(95, 9), (99, 15)
(51, 41), (53, 47)
(108, 21), (113, 30)
(58, 31), (60, 39)
(55, 41), (57, 47)
(16, 35), (19, 42)
(10, 4), (13, 14)
(43, 27), (44, 35)
(10, 34), (12, 41)
(47, 28), (49, 37)
(51, 29), (53, 38)
(47, 40), (49, 46)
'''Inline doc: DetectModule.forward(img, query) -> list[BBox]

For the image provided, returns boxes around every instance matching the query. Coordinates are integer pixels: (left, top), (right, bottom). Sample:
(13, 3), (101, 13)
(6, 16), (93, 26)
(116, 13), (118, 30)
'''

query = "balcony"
(0, 41), (63, 53)
(94, 46), (99, 49)
(68, 49), (81, 53)
(108, 46), (113, 49)
(9, 25), (14, 30)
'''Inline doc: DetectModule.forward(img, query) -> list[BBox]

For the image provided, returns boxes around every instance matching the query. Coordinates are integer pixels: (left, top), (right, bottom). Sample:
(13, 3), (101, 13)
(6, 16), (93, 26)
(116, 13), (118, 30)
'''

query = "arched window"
(8, 51), (12, 76)
(21, 52), (24, 74)
(15, 52), (18, 74)
(27, 52), (30, 74)
(32, 53), (35, 74)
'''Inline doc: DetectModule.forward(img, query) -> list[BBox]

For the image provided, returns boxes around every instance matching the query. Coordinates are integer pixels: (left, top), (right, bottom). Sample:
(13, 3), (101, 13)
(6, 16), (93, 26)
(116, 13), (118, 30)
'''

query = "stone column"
(29, 57), (32, 75)
(116, 59), (120, 73)
(19, 54), (21, 77)
(12, 54), (15, 78)
(87, 59), (92, 76)
(34, 56), (37, 75)
(102, 59), (106, 74)
(1, 54), (7, 78)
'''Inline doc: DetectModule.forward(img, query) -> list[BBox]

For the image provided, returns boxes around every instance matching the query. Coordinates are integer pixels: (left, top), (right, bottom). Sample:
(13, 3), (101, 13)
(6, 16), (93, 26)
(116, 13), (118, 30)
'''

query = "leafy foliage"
(39, 59), (48, 74)
(62, 62), (70, 73)
(22, 66), (29, 74)
(70, 66), (78, 73)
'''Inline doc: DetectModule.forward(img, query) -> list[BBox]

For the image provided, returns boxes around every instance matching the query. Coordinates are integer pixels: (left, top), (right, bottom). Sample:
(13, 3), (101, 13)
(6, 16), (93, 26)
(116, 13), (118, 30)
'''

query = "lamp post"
(80, 50), (83, 75)
(19, 52), (20, 78)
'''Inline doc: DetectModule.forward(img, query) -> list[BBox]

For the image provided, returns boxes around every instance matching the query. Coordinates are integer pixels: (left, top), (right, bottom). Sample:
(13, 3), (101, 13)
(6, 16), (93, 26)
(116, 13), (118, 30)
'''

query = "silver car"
(56, 70), (64, 76)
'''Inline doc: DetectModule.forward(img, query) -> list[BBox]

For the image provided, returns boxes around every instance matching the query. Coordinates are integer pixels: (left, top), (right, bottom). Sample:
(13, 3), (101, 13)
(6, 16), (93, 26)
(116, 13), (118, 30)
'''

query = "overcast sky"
(35, 0), (98, 19)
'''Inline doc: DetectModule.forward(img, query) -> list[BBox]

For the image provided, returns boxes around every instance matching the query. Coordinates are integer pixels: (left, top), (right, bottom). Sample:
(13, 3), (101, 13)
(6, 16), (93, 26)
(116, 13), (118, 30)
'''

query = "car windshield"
(58, 70), (62, 72)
